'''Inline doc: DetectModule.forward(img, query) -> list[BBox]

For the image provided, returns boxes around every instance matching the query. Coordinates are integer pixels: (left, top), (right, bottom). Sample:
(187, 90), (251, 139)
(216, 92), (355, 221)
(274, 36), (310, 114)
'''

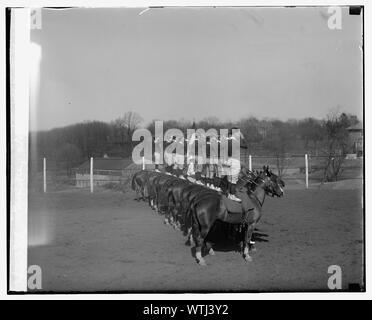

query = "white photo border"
(1, 0), (369, 300)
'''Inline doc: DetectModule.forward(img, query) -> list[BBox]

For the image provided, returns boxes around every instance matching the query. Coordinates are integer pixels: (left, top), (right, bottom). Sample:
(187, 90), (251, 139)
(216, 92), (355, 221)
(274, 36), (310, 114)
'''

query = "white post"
(43, 157), (46, 193)
(305, 154), (309, 189)
(142, 156), (145, 170)
(90, 157), (94, 193)
(249, 155), (252, 171)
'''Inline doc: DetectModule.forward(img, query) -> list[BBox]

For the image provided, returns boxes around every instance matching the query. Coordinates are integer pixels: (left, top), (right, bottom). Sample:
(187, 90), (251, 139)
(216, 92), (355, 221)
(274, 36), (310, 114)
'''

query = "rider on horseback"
(174, 136), (186, 179)
(223, 127), (245, 202)
(154, 136), (161, 172)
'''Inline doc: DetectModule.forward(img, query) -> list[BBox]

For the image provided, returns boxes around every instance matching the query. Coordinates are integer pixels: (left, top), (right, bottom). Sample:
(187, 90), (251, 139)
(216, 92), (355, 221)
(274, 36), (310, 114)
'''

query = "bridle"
(238, 171), (281, 202)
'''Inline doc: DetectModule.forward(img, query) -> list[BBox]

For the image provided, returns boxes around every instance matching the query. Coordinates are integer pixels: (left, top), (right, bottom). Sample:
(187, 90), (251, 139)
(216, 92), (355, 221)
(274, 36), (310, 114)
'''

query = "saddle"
(221, 191), (254, 214)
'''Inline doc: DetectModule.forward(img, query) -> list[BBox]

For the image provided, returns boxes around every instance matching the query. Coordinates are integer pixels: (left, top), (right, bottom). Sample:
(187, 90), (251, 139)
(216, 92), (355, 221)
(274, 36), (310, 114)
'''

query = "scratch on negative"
(139, 8), (150, 16)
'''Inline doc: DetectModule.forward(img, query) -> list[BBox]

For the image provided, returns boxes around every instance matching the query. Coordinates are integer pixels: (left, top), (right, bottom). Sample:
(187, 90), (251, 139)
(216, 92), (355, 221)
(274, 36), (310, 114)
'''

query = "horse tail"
(182, 196), (195, 236)
(185, 202), (195, 236)
(187, 196), (201, 230)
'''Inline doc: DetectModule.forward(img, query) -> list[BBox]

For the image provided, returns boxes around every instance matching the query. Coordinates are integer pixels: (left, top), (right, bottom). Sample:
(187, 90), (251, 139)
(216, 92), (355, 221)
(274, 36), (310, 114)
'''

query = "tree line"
(29, 110), (361, 181)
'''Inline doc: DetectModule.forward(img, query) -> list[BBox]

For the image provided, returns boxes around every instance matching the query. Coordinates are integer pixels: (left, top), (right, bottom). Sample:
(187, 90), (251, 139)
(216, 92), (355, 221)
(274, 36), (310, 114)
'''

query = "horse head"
(260, 165), (285, 197)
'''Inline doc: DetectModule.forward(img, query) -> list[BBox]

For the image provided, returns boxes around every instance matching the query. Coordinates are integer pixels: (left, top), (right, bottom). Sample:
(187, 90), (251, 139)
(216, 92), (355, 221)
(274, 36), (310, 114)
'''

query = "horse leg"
(169, 211), (175, 227)
(172, 206), (182, 231)
(136, 185), (144, 201)
(243, 223), (255, 262)
(140, 186), (145, 201)
(164, 208), (171, 225)
(184, 226), (195, 246)
(133, 185), (140, 201)
(205, 241), (215, 256)
(189, 231), (195, 247)
(155, 193), (161, 213)
(168, 196), (179, 230)
(174, 205), (182, 231)
(173, 209), (181, 230)
(166, 199), (174, 226)
(153, 197), (158, 211)
(192, 220), (207, 266)
(249, 234), (257, 252)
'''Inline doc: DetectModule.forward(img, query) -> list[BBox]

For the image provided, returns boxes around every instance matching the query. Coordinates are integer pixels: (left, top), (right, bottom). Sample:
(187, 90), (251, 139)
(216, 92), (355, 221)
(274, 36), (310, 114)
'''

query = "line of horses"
(131, 165), (285, 266)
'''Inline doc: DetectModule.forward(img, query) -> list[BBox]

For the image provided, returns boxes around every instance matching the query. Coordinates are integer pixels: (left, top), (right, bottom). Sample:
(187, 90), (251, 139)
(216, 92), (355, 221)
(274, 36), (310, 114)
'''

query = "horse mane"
(236, 170), (260, 191)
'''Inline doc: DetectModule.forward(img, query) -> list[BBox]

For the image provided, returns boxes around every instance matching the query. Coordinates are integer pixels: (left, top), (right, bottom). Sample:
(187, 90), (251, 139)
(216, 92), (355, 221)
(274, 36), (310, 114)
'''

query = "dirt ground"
(28, 182), (364, 292)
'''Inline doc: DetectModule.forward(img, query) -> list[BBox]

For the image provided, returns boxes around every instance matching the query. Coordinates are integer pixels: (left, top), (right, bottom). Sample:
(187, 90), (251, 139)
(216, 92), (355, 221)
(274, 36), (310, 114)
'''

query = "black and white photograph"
(5, 2), (367, 297)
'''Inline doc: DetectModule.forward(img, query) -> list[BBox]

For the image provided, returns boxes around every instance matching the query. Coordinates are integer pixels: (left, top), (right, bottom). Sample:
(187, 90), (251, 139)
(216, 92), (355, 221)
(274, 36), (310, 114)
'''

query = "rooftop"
(347, 123), (363, 131)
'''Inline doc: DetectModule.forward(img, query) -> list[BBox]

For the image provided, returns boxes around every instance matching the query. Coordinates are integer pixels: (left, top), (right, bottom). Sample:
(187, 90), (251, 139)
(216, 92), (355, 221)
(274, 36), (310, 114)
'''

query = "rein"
(237, 173), (266, 207)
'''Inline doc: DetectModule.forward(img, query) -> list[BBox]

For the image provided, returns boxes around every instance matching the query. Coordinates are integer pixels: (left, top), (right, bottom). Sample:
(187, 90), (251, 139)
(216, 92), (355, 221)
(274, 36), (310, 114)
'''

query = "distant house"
(75, 157), (134, 187)
(347, 123), (363, 156)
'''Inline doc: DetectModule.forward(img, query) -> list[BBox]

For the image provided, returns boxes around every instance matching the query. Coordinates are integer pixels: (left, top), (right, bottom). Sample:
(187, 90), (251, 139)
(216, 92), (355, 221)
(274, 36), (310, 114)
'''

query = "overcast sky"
(30, 7), (363, 131)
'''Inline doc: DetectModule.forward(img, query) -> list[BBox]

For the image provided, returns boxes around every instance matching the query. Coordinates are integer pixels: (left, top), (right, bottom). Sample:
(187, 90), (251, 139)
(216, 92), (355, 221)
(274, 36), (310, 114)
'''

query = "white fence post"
(90, 157), (94, 193)
(305, 154), (309, 189)
(43, 157), (46, 193)
(142, 156), (145, 170)
(249, 155), (252, 171)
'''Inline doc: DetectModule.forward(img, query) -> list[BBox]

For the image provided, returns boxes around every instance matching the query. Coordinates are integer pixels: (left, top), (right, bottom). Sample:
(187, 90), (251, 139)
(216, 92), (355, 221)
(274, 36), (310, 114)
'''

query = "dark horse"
(190, 166), (285, 266)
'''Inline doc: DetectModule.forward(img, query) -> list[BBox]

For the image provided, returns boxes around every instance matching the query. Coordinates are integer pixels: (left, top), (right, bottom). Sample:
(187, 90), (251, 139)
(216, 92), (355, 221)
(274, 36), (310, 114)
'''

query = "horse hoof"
(209, 248), (216, 256)
(164, 220), (170, 225)
(197, 259), (207, 266)
(244, 255), (253, 262)
(250, 247), (257, 253)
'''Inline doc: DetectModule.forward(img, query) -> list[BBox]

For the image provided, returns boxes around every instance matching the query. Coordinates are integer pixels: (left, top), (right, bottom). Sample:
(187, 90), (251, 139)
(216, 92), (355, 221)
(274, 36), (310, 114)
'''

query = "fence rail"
(31, 155), (363, 193)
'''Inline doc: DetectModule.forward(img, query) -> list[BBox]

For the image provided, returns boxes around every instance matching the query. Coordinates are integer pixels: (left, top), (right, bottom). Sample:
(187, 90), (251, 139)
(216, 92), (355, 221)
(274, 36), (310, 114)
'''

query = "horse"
(190, 166), (285, 266)
(131, 170), (157, 201)
(157, 176), (189, 227)
(144, 171), (167, 209)
(178, 184), (220, 244)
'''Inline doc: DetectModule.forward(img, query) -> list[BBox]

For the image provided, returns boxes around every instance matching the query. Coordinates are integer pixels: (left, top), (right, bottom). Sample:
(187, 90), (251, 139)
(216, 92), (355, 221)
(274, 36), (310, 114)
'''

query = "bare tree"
(321, 109), (353, 182)
(298, 117), (324, 155)
(239, 117), (262, 151)
(263, 120), (292, 177)
(199, 116), (220, 129)
(113, 111), (143, 144)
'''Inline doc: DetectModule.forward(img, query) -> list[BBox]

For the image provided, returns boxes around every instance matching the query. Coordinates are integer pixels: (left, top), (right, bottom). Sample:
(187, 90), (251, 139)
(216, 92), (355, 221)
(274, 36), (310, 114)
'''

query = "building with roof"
(347, 123), (363, 156)
(74, 156), (135, 187)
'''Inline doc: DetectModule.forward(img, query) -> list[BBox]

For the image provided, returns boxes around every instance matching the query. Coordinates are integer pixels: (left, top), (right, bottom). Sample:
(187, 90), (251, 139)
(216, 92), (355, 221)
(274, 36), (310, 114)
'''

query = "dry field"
(28, 181), (364, 292)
